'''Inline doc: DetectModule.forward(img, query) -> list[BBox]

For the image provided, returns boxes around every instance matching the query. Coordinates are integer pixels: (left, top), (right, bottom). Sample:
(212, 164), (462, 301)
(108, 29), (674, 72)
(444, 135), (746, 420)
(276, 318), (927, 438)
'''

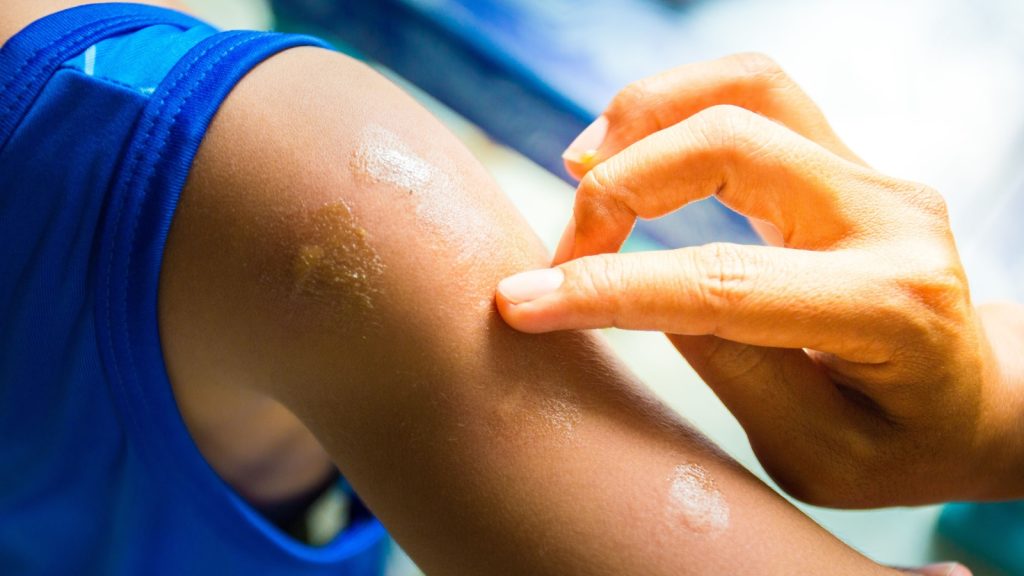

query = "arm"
(158, 47), (891, 574)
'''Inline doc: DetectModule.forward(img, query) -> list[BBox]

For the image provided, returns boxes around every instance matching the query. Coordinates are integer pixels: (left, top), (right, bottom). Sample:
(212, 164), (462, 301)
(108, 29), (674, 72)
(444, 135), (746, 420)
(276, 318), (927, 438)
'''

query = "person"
(0, 2), (966, 574)
(497, 53), (1024, 510)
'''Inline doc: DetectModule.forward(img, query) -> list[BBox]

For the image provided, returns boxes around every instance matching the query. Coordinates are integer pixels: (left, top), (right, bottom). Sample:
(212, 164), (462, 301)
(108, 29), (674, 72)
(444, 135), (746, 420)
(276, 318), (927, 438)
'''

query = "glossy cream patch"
(351, 124), (437, 191)
(668, 463), (730, 534)
(350, 124), (491, 268)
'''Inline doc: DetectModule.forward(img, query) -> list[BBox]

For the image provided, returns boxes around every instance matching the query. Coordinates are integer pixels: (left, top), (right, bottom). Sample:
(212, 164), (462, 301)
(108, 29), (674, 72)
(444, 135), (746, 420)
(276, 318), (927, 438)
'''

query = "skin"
(1, 5), (961, 574)
(497, 52), (1024, 509)
(159, 46), (893, 574)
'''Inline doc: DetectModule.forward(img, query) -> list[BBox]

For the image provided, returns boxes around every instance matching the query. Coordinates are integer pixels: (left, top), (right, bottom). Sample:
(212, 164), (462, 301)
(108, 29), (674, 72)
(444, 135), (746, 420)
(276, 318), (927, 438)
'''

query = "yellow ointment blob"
(668, 463), (730, 534)
(577, 149), (599, 168)
(291, 201), (384, 320)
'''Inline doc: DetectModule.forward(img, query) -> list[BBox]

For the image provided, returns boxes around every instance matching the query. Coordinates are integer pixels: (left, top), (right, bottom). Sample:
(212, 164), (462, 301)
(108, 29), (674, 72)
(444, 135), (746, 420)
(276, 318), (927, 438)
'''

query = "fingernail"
(553, 215), (576, 264)
(913, 563), (972, 576)
(498, 268), (564, 304)
(562, 115), (609, 167)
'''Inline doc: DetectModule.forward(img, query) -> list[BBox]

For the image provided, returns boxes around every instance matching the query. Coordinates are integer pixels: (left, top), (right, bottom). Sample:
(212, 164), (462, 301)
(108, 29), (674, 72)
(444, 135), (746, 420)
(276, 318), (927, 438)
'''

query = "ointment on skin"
(540, 388), (583, 441)
(350, 124), (493, 268)
(350, 124), (436, 192)
(291, 201), (384, 322)
(668, 463), (730, 534)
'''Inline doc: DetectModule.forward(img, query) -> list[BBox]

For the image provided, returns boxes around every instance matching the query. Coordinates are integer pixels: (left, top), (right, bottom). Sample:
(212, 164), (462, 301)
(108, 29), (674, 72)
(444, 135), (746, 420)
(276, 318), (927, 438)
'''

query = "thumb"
(496, 245), (786, 337)
(495, 244), (872, 365)
(495, 250), (696, 334)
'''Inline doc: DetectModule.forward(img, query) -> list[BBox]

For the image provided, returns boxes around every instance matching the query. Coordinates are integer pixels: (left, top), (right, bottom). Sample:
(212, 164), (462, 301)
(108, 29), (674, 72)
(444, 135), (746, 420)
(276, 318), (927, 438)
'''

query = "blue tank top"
(0, 4), (388, 574)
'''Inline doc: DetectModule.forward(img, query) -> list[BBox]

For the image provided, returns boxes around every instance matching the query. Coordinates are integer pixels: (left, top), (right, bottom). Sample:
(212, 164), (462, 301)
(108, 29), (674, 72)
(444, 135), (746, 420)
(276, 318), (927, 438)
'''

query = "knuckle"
(577, 165), (637, 237)
(693, 103), (748, 128)
(922, 189), (951, 223)
(690, 243), (753, 326)
(899, 182), (951, 225)
(570, 256), (625, 326)
(894, 261), (972, 351)
(890, 244), (969, 314)
(614, 78), (656, 110)
(578, 162), (615, 203)
(688, 105), (757, 156)
(584, 160), (616, 195)
(727, 52), (794, 107)
(608, 78), (672, 132)
(580, 162), (624, 207)
(702, 339), (772, 385)
(729, 51), (785, 82)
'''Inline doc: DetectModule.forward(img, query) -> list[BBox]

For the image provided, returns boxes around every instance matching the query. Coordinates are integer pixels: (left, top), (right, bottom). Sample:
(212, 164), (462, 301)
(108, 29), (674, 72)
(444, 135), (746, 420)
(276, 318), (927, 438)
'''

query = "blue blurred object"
(271, 0), (761, 248)
(940, 502), (1024, 574)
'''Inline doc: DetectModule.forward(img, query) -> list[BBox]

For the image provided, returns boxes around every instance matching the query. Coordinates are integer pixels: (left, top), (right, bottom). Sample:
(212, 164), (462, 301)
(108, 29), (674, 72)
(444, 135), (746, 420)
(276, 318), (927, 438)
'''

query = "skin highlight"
(668, 463), (730, 534)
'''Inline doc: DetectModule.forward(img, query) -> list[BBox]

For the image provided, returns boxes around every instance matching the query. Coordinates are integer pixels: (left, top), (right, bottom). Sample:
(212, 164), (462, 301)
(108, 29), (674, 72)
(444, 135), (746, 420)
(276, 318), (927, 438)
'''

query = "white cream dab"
(352, 124), (437, 191)
(668, 464), (730, 534)
(351, 124), (492, 267)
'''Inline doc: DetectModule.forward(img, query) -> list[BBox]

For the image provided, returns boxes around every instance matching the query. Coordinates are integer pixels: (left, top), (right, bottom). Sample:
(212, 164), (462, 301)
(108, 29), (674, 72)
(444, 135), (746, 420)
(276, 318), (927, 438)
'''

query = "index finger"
(563, 52), (865, 179)
(559, 105), (882, 263)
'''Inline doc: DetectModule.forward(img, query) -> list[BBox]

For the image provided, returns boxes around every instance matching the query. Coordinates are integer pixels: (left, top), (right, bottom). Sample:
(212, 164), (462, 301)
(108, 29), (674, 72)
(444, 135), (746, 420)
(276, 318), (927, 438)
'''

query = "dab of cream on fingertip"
(578, 149), (599, 167)
(563, 115), (608, 166)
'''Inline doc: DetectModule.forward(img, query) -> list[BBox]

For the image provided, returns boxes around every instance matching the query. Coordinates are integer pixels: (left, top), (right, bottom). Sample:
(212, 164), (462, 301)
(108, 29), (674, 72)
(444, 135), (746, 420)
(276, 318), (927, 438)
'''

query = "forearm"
(265, 223), (882, 574)
(160, 47), (890, 574)
(976, 301), (1024, 499)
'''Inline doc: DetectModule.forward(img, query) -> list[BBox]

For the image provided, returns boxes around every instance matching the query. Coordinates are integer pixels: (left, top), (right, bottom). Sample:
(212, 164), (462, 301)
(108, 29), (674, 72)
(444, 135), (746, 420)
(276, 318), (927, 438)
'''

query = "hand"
(496, 53), (1024, 507)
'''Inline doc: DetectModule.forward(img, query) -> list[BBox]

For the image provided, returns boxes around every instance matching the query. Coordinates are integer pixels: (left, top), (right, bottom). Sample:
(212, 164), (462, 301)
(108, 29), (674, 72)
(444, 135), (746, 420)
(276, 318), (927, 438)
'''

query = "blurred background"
(185, 1), (1024, 574)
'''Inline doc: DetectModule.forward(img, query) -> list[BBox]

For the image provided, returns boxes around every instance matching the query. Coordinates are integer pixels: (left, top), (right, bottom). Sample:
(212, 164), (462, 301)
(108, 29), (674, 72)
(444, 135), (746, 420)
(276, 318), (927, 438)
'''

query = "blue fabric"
(940, 502), (1024, 574)
(0, 4), (388, 574)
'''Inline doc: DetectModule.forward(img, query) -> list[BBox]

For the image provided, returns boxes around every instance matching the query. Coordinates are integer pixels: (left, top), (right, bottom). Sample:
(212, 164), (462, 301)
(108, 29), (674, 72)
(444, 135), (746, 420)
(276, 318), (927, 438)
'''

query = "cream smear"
(351, 124), (437, 192)
(351, 124), (491, 267)
(540, 388), (583, 441)
(668, 463), (730, 534)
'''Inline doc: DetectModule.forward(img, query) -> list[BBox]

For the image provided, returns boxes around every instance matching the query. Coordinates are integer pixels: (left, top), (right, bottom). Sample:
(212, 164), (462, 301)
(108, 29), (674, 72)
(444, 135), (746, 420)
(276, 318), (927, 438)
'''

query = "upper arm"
(158, 47), (888, 575)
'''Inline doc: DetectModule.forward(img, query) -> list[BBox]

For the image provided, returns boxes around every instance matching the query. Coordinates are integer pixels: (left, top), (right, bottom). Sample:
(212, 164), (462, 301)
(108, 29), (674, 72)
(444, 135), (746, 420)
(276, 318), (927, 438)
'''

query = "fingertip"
(562, 158), (585, 182)
(494, 289), (525, 329)
(495, 268), (566, 334)
(497, 268), (564, 305)
(494, 293), (561, 335)
(563, 115), (608, 164)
